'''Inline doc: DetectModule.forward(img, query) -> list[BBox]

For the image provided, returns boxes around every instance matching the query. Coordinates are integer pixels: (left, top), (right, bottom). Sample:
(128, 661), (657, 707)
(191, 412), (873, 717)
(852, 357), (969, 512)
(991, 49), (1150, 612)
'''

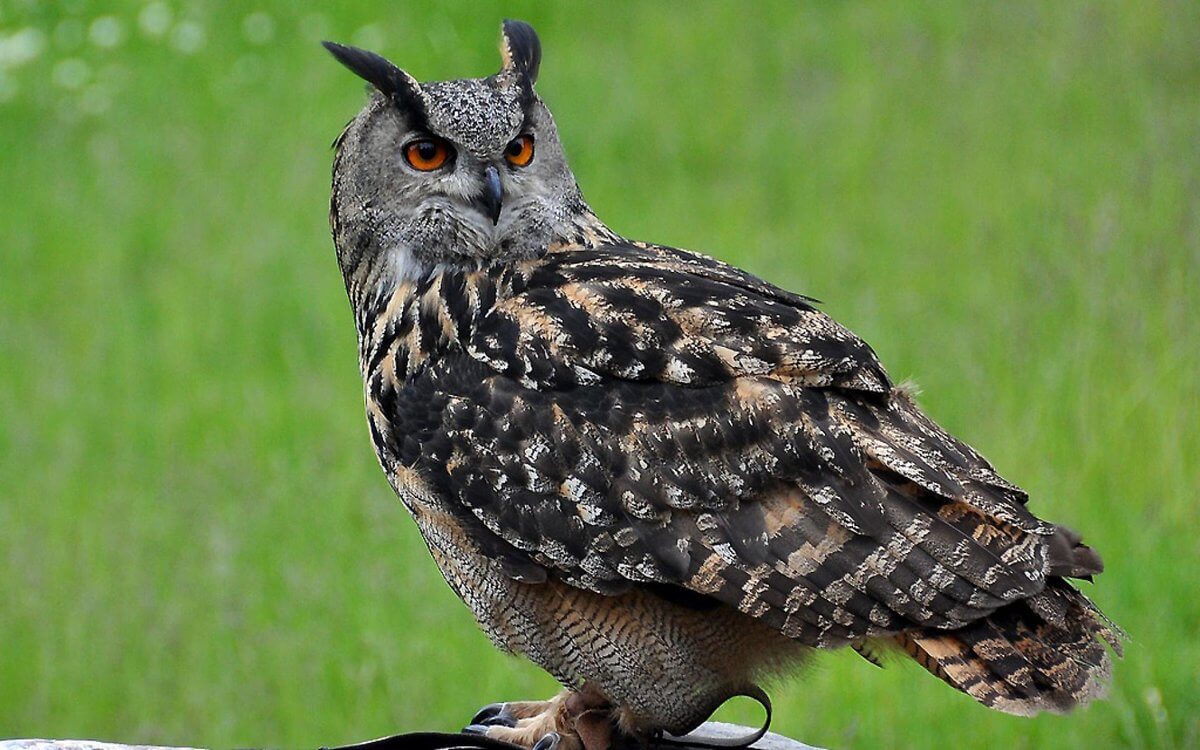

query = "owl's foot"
(465, 685), (619, 750)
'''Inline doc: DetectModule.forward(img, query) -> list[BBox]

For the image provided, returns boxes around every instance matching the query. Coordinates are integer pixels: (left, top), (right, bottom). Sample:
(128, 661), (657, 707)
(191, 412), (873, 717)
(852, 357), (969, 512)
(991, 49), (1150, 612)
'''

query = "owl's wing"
(395, 355), (1057, 648)
(383, 241), (1090, 649)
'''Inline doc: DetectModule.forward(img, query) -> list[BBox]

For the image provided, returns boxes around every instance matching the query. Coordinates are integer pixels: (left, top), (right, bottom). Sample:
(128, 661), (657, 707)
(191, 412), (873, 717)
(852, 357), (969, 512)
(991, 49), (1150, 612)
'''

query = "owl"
(322, 21), (1121, 750)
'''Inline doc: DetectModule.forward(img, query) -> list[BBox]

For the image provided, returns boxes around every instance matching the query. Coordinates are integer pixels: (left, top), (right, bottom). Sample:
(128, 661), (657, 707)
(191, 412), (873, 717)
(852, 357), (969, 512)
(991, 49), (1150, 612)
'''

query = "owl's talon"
(470, 702), (517, 727)
(460, 690), (599, 749)
(531, 732), (561, 750)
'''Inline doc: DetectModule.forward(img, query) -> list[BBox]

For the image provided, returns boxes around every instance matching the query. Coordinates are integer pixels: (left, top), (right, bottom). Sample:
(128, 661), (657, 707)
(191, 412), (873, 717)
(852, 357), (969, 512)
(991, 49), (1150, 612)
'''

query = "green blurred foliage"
(1, 2), (1197, 748)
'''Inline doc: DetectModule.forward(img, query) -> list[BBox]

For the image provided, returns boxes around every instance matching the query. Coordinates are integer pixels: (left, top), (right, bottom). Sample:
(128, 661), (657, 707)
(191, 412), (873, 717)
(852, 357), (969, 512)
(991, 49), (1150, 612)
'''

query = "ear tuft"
(323, 41), (428, 124)
(499, 20), (541, 85)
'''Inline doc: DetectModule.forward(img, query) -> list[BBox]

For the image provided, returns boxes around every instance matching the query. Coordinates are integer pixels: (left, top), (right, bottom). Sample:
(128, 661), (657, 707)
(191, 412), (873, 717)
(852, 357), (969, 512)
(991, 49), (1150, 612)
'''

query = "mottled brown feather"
(358, 237), (1120, 688)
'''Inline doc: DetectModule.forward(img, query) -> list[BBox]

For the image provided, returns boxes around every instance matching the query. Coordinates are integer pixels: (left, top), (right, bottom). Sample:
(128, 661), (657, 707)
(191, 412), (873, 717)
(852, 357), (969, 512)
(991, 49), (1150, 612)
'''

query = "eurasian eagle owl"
(323, 20), (1120, 750)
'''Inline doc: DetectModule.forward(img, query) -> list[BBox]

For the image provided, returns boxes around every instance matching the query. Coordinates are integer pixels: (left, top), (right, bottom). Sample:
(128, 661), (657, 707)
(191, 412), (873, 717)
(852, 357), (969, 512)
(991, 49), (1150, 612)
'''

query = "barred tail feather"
(896, 582), (1123, 715)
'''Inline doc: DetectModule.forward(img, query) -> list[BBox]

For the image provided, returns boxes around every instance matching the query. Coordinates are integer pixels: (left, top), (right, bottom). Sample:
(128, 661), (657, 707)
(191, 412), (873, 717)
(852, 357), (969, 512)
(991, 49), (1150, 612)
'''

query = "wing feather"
(379, 242), (1072, 648)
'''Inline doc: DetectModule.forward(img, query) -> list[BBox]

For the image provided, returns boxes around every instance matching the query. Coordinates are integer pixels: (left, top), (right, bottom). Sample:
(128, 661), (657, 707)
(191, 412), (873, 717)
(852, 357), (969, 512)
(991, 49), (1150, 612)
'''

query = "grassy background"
(1, 2), (1197, 748)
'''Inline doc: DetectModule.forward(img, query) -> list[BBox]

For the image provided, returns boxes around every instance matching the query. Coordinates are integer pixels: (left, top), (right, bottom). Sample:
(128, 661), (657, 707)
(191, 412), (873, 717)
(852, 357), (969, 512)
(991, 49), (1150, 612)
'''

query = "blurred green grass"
(1, 2), (1197, 748)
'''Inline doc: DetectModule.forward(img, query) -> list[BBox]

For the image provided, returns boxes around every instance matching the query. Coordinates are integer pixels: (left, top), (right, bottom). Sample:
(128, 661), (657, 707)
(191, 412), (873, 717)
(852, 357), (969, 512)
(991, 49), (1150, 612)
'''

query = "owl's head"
(325, 21), (589, 291)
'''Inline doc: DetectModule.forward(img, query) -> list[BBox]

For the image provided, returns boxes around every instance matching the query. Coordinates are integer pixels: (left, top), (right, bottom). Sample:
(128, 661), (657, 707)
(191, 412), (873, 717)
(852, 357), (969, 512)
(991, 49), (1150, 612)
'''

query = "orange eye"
(403, 138), (452, 171)
(504, 134), (535, 167)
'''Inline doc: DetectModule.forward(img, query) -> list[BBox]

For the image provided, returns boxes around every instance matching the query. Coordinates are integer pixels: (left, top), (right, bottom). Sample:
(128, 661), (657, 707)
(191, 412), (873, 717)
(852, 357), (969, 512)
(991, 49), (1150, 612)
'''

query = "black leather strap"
(321, 731), (525, 750)
(657, 687), (772, 749)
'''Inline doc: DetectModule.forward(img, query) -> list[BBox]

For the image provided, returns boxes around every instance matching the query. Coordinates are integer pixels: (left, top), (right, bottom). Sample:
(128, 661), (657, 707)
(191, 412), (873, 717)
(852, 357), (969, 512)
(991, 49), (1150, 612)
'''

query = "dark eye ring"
(403, 137), (453, 171)
(504, 134), (535, 167)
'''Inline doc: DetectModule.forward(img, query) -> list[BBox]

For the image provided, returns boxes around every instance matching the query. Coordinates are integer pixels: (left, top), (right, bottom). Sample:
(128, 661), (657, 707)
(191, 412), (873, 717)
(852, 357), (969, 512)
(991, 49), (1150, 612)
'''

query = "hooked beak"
(478, 165), (503, 225)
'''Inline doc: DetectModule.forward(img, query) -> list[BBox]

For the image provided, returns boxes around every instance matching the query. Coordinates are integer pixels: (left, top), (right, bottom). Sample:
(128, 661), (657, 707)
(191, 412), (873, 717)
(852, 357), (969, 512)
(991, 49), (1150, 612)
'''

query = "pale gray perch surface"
(0, 724), (824, 750)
